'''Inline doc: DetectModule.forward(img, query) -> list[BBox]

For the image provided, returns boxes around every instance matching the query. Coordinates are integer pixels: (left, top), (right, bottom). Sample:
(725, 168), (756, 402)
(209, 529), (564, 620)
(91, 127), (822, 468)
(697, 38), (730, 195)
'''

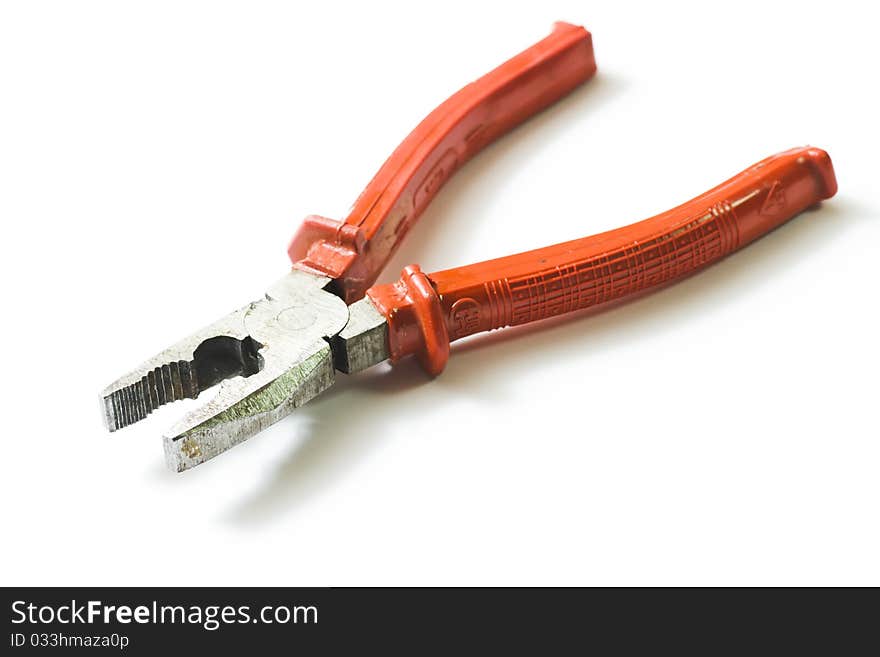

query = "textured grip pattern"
(465, 201), (741, 338)
(367, 147), (837, 374)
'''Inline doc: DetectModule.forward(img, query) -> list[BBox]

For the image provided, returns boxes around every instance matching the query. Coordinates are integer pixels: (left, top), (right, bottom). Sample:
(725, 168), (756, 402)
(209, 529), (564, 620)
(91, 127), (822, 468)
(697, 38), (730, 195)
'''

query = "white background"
(1, 1), (877, 586)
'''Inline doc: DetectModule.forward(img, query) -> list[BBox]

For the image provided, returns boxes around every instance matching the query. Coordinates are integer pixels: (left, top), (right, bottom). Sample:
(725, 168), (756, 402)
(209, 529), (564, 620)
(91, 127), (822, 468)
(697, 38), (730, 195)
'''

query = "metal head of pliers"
(102, 270), (387, 471)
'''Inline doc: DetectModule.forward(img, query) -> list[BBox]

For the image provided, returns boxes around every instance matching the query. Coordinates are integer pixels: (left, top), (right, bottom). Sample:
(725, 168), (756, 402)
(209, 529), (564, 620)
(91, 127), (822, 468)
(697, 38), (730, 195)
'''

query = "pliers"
(102, 22), (838, 472)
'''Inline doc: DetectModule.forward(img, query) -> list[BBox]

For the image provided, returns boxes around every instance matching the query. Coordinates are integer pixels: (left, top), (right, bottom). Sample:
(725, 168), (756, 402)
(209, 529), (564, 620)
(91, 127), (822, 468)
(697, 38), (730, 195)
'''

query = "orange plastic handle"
(288, 22), (597, 302)
(366, 147), (838, 374)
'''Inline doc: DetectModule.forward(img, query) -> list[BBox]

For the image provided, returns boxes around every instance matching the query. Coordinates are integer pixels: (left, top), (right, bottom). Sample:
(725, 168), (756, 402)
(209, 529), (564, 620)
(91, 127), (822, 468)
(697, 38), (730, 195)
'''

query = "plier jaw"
(101, 269), (390, 471)
(102, 270), (360, 471)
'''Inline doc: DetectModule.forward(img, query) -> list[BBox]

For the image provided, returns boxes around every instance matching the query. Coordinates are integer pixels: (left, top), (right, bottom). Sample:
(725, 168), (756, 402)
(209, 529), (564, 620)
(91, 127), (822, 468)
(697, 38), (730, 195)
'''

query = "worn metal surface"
(331, 297), (389, 373)
(102, 270), (357, 471)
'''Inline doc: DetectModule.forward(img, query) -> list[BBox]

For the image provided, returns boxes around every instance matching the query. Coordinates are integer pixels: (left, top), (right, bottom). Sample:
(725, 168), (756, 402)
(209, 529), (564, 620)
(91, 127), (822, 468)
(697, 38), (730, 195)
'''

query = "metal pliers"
(102, 22), (838, 471)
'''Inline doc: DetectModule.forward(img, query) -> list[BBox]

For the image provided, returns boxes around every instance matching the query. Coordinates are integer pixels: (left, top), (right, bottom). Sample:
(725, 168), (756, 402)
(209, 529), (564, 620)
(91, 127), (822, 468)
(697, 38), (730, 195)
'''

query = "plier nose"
(101, 21), (837, 472)
(102, 270), (352, 470)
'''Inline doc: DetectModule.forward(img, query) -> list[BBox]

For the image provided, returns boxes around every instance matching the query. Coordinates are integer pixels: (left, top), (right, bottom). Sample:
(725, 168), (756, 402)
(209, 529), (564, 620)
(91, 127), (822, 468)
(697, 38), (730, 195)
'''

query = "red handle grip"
(366, 147), (838, 374)
(288, 22), (597, 302)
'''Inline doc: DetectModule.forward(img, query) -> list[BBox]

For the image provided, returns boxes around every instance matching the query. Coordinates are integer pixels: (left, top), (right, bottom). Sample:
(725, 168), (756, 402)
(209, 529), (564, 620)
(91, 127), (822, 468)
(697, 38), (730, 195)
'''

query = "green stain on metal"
(190, 349), (326, 432)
